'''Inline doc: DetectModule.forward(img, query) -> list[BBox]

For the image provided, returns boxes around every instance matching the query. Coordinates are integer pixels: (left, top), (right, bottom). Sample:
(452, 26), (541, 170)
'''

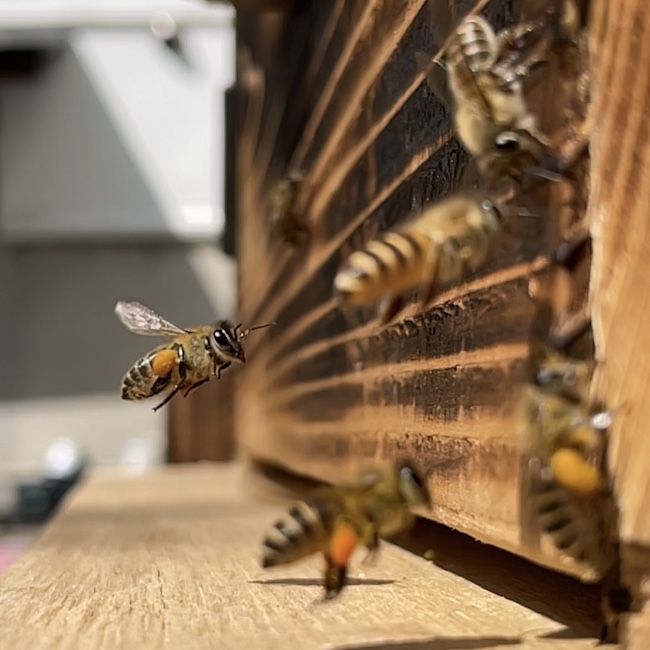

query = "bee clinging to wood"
(416, 0), (588, 186)
(268, 171), (308, 247)
(334, 192), (515, 325)
(260, 462), (430, 599)
(115, 301), (275, 412)
(416, 6), (554, 186)
(519, 346), (618, 575)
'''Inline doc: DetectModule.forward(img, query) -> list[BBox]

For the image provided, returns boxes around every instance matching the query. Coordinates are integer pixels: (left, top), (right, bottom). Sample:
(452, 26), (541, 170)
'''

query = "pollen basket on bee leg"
(328, 522), (360, 567)
(150, 348), (178, 376)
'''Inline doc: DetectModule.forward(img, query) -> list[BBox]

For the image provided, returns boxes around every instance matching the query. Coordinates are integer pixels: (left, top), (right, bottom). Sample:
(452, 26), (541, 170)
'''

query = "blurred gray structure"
(0, 0), (237, 508)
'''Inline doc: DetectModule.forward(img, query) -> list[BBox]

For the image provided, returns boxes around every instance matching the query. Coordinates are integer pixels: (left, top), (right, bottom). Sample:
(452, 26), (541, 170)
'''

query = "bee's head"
(396, 462), (431, 509)
(212, 321), (246, 363)
(537, 350), (593, 400)
(211, 319), (276, 364)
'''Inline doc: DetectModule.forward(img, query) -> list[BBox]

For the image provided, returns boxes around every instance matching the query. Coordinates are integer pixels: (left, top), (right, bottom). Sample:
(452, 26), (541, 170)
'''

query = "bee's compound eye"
(213, 329), (229, 346)
(495, 134), (520, 151)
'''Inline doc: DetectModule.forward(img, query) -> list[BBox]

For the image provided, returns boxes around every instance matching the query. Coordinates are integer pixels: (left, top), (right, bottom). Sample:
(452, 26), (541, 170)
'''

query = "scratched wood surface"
(0, 464), (613, 649)
(585, 0), (650, 647)
(234, 0), (599, 582)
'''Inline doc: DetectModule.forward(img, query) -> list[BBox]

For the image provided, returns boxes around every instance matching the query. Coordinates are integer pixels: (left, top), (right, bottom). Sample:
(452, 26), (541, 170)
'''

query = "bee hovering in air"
(115, 301), (275, 412)
(260, 462), (430, 599)
(268, 171), (308, 247)
(334, 192), (514, 325)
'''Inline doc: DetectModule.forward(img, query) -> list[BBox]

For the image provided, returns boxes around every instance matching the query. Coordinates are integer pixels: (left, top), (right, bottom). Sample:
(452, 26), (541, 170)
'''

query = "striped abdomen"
(333, 230), (430, 307)
(261, 499), (330, 568)
(533, 468), (589, 561)
(334, 196), (502, 310)
(449, 15), (498, 74)
(121, 345), (176, 401)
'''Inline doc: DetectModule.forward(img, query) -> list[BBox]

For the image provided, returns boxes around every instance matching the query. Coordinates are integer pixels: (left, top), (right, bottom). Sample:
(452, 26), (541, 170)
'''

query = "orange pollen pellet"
(151, 349), (177, 376)
(328, 523), (360, 567)
(550, 448), (602, 497)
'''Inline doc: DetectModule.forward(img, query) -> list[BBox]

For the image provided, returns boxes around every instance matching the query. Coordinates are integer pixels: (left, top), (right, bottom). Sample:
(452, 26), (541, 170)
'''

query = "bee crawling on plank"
(115, 300), (275, 412)
(260, 462), (431, 599)
(333, 189), (530, 325)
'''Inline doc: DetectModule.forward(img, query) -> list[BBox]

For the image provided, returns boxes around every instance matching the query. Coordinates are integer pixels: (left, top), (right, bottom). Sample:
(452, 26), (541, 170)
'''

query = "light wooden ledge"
(0, 464), (610, 649)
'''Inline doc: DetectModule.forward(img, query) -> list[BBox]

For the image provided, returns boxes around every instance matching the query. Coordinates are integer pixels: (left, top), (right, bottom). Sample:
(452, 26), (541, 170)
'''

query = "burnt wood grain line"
(252, 0), (347, 188)
(288, 0), (385, 172)
(266, 342), (527, 404)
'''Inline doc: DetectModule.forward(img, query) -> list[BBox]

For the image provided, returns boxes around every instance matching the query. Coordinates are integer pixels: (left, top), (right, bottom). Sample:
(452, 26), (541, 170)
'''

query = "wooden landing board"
(0, 464), (608, 649)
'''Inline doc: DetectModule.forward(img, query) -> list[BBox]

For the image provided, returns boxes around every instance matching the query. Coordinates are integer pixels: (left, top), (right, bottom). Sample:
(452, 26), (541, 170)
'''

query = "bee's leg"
(551, 233), (590, 266)
(152, 385), (182, 412)
(378, 294), (405, 326)
(358, 521), (380, 566)
(323, 556), (346, 600)
(216, 362), (231, 379)
(181, 378), (210, 398)
(548, 309), (591, 350)
(418, 246), (442, 309)
(494, 21), (551, 83)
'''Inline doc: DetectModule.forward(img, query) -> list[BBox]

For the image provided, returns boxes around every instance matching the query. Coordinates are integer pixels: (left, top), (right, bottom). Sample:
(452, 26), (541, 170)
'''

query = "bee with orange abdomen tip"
(260, 462), (430, 599)
(115, 301), (274, 412)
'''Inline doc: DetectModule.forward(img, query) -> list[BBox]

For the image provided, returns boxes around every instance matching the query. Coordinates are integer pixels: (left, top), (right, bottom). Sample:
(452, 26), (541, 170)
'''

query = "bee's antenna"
(238, 321), (276, 339)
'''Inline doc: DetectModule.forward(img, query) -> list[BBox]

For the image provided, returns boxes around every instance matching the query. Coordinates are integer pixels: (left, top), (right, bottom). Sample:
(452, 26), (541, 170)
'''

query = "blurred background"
(0, 0), (239, 519)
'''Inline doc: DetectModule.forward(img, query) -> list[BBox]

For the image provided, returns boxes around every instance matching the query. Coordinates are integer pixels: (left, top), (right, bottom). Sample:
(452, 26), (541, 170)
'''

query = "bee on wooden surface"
(268, 171), (308, 247)
(520, 349), (617, 572)
(260, 462), (430, 599)
(416, 10), (554, 186)
(333, 192), (512, 325)
(115, 301), (274, 412)
(417, 0), (587, 185)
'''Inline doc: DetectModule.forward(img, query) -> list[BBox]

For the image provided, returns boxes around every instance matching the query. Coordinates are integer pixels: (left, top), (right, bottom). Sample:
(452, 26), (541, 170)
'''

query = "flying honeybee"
(260, 462), (430, 599)
(115, 301), (275, 411)
(333, 193), (512, 324)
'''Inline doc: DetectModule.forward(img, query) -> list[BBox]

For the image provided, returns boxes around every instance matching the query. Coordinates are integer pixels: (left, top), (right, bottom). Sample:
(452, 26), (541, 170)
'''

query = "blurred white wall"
(0, 2), (237, 511)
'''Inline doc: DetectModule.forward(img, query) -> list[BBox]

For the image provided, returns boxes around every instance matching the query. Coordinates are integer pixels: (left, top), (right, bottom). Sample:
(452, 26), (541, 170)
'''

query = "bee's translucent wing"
(415, 51), (453, 110)
(115, 301), (186, 336)
(415, 0), (468, 110)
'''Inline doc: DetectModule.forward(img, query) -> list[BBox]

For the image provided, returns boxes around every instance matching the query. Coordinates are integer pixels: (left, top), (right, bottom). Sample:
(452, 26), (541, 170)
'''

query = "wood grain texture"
(234, 0), (598, 583)
(587, 0), (650, 646)
(0, 464), (612, 649)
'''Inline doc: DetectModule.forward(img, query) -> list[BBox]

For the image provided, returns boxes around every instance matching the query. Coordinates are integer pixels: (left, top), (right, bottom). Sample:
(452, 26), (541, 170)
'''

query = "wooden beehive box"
(230, 0), (650, 643)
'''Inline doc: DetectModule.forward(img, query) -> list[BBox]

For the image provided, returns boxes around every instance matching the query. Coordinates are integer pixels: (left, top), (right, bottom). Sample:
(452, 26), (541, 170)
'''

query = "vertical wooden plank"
(588, 0), (650, 646)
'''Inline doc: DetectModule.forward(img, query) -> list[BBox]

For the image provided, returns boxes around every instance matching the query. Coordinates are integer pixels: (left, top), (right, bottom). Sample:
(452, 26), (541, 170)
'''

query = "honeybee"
(115, 301), (274, 412)
(333, 193), (512, 325)
(520, 350), (617, 572)
(260, 462), (430, 599)
(268, 171), (308, 247)
(417, 0), (586, 185)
